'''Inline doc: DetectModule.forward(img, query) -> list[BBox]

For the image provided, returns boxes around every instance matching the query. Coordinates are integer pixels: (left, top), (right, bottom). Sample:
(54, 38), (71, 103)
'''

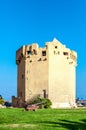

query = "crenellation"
(16, 46), (26, 65)
(70, 51), (77, 62)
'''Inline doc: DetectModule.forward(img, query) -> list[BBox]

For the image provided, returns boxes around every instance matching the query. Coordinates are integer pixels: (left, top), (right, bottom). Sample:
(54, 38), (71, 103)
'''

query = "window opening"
(42, 51), (46, 56)
(43, 90), (46, 98)
(33, 49), (37, 55)
(63, 52), (68, 55)
(27, 51), (32, 55)
(22, 74), (24, 79)
(55, 46), (57, 49)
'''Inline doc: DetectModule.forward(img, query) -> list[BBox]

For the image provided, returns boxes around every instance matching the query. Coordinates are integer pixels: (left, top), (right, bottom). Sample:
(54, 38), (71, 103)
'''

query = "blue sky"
(0, 0), (86, 100)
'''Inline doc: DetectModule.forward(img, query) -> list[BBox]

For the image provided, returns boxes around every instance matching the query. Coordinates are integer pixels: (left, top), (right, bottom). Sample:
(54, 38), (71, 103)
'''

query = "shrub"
(31, 96), (52, 109)
(43, 98), (52, 108)
(0, 99), (5, 105)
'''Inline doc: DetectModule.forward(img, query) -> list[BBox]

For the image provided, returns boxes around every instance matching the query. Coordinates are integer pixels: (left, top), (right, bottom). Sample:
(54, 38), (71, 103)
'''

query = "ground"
(0, 108), (86, 130)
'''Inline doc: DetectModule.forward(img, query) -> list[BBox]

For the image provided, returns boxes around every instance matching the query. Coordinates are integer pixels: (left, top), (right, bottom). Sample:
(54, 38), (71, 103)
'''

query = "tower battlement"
(16, 38), (77, 66)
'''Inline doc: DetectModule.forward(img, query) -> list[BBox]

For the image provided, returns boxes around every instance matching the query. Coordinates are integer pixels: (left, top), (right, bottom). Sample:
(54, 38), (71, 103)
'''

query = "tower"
(12, 39), (77, 108)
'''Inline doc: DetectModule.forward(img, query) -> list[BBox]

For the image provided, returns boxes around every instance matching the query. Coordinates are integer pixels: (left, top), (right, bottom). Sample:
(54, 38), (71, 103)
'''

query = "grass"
(0, 108), (86, 130)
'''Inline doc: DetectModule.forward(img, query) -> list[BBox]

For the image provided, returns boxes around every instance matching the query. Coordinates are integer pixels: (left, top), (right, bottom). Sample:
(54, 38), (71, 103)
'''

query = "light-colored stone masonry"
(12, 38), (77, 108)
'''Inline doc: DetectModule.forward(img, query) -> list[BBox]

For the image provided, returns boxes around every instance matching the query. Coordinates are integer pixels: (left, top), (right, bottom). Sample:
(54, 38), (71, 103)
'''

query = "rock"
(0, 104), (6, 108)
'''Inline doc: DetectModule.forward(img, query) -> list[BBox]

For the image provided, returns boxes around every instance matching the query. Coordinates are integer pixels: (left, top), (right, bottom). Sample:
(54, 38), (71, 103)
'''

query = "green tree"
(0, 95), (2, 99)
(0, 95), (5, 105)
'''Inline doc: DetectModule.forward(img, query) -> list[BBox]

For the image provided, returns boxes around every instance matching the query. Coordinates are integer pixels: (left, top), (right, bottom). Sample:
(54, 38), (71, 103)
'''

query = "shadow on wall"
(37, 119), (86, 130)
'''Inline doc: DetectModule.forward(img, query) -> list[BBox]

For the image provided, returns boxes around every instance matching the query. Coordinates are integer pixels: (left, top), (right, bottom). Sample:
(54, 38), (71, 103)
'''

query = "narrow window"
(22, 74), (24, 79)
(43, 90), (46, 98)
(63, 52), (68, 56)
(33, 49), (37, 55)
(42, 51), (46, 56)
(21, 53), (23, 57)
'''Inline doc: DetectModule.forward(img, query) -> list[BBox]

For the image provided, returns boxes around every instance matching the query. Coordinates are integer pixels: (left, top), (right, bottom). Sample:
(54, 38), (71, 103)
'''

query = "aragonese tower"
(12, 38), (77, 108)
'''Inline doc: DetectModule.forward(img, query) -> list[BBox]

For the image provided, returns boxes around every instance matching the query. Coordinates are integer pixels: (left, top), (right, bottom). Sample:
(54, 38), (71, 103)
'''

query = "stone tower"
(12, 38), (77, 108)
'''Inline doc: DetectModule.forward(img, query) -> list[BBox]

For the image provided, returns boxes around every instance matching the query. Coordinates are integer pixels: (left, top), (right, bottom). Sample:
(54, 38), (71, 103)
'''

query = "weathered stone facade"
(12, 38), (77, 108)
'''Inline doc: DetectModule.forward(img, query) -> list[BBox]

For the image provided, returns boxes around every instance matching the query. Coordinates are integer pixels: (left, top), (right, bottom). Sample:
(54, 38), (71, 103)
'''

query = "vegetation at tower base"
(30, 96), (52, 108)
(0, 95), (5, 105)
